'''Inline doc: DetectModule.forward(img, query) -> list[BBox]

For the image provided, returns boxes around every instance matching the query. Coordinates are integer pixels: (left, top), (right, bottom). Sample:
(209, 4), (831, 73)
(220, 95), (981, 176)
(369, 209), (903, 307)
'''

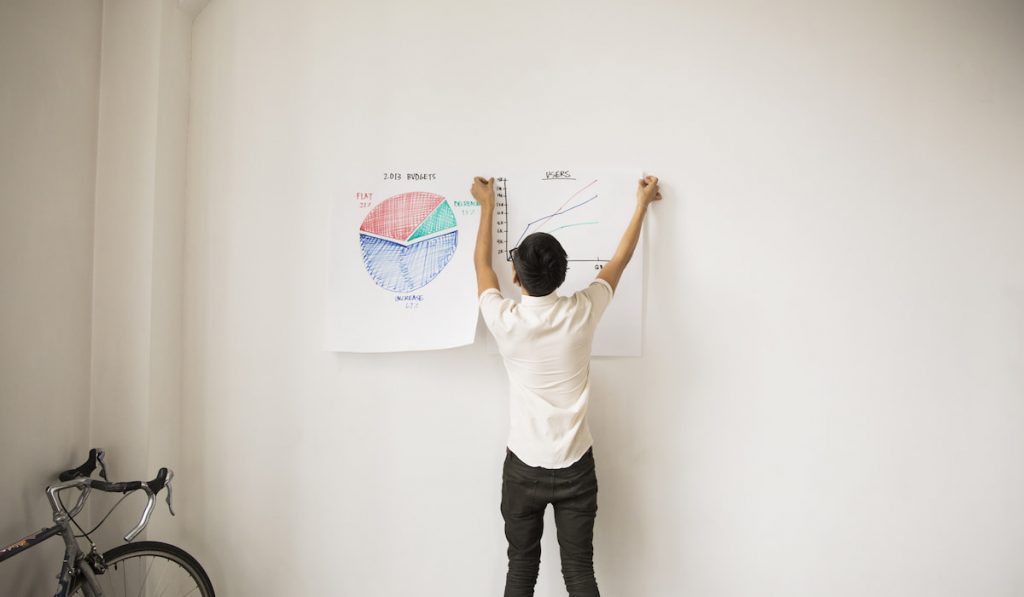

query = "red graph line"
(533, 179), (598, 234)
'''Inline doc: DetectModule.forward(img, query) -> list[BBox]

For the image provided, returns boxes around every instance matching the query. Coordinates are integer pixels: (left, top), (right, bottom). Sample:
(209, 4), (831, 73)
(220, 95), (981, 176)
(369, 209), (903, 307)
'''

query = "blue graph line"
(514, 195), (598, 248)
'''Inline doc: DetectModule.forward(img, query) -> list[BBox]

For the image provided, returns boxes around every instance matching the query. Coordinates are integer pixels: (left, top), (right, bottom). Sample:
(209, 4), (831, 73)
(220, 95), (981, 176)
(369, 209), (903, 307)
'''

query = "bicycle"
(0, 448), (214, 596)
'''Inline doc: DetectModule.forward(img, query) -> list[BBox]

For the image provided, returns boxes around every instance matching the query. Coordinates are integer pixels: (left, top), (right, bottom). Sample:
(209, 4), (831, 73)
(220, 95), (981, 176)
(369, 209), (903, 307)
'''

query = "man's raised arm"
(472, 176), (501, 296)
(596, 175), (661, 292)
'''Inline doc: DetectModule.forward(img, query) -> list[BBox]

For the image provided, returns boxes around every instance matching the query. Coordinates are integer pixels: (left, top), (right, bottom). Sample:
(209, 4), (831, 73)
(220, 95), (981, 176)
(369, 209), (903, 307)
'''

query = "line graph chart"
(512, 193), (598, 249)
(497, 177), (615, 264)
(489, 169), (644, 356)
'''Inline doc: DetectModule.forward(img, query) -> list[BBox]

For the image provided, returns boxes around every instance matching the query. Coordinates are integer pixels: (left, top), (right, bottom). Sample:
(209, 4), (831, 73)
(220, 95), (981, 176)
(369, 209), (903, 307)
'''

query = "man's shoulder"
(577, 278), (614, 299)
(479, 288), (521, 337)
(567, 279), (614, 315)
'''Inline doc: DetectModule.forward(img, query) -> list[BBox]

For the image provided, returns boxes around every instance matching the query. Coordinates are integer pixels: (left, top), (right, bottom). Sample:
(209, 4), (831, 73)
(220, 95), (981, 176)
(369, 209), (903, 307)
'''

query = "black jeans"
(501, 447), (600, 597)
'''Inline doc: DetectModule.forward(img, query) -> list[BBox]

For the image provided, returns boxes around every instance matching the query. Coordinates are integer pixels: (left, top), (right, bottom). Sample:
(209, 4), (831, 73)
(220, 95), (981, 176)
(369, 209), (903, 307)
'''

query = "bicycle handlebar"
(49, 449), (175, 543)
(90, 467), (170, 495)
(58, 448), (108, 482)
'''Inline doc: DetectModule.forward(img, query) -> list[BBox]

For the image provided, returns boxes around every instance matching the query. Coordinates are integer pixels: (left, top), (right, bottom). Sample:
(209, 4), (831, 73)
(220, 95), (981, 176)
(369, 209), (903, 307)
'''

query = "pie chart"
(359, 191), (459, 293)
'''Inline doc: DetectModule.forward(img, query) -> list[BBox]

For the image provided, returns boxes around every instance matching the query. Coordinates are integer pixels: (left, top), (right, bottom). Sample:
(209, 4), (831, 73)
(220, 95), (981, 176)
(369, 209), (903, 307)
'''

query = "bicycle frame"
(3, 449), (176, 597)
(0, 480), (106, 596)
(0, 525), (92, 596)
(0, 525), (64, 563)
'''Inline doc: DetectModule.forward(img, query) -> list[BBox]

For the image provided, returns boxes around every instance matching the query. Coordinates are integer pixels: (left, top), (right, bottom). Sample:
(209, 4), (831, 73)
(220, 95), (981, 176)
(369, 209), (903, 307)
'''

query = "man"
(472, 174), (662, 597)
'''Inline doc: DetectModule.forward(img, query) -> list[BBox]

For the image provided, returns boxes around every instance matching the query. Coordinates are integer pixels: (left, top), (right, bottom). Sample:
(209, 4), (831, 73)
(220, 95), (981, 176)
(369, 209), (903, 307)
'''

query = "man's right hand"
(471, 176), (496, 210)
(637, 175), (662, 208)
(598, 174), (661, 292)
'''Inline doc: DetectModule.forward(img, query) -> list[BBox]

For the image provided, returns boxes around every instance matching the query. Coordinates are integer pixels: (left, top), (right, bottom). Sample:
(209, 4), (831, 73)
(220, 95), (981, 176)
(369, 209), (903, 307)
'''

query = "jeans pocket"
(566, 469), (598, 512)
(501, 477), (538, 516)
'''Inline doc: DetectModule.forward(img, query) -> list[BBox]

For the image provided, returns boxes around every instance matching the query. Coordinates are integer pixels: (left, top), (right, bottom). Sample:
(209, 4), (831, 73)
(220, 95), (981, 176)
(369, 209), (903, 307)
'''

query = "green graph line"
(550, 221), (599, 233)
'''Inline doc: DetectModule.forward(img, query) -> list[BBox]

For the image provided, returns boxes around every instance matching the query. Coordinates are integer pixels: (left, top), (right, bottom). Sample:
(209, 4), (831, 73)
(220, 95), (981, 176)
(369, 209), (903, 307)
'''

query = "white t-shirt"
(479, 278), (614, 468)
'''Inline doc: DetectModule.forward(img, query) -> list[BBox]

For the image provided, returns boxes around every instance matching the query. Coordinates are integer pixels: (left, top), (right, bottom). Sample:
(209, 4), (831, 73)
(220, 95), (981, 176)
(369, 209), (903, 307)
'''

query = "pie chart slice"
(359, 192), (459, 293)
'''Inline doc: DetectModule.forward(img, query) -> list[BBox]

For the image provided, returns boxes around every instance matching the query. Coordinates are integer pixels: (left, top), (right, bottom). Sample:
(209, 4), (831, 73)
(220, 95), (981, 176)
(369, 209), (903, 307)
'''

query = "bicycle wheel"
(70, 540), (215, 597)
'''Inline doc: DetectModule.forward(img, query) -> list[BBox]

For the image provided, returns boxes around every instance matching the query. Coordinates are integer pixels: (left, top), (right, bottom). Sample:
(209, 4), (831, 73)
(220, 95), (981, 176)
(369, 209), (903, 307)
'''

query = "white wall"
(181, 0), (1019, 595)
(1, 1), (199, 592)
(89, 0), (196, 549)
(0, 0), (102, 591)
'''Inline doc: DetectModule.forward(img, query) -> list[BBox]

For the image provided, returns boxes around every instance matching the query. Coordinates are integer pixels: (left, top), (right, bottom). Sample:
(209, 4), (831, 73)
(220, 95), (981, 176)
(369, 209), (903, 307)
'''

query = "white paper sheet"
(325, 171), (481, 352)
(489, 169), (644, 356)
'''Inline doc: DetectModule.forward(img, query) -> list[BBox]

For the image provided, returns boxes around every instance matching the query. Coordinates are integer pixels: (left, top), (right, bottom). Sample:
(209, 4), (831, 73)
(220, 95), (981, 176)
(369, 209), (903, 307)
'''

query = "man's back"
(480, 279), (614, 468)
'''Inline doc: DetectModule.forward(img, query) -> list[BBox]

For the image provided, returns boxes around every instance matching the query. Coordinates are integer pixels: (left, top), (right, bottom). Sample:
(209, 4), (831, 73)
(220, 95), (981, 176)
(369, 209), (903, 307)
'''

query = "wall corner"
(178, 0), (211, 20)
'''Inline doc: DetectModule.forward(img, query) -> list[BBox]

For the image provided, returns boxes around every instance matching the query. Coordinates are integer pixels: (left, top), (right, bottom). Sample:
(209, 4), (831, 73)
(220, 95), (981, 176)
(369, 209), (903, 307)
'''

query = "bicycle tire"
(70, 540), (215, 597)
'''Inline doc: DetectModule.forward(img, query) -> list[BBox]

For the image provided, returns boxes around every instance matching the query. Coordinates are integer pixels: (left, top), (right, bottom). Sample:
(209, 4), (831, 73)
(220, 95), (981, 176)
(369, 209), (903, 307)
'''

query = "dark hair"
(511, 232), (568, 296)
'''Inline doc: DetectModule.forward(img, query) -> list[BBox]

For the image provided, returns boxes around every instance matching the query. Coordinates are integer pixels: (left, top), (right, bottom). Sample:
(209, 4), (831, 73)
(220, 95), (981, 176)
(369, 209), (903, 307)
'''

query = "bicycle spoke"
(137, 555), (154, 597)
(175, 564), (198, 597)
(155, 558), (173, 597)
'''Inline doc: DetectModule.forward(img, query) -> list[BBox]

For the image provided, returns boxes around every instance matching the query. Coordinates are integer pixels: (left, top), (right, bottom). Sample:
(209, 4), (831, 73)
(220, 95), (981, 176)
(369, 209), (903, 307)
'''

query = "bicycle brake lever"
(165, 470), (175, 516)
(96, 449), (109, 481)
